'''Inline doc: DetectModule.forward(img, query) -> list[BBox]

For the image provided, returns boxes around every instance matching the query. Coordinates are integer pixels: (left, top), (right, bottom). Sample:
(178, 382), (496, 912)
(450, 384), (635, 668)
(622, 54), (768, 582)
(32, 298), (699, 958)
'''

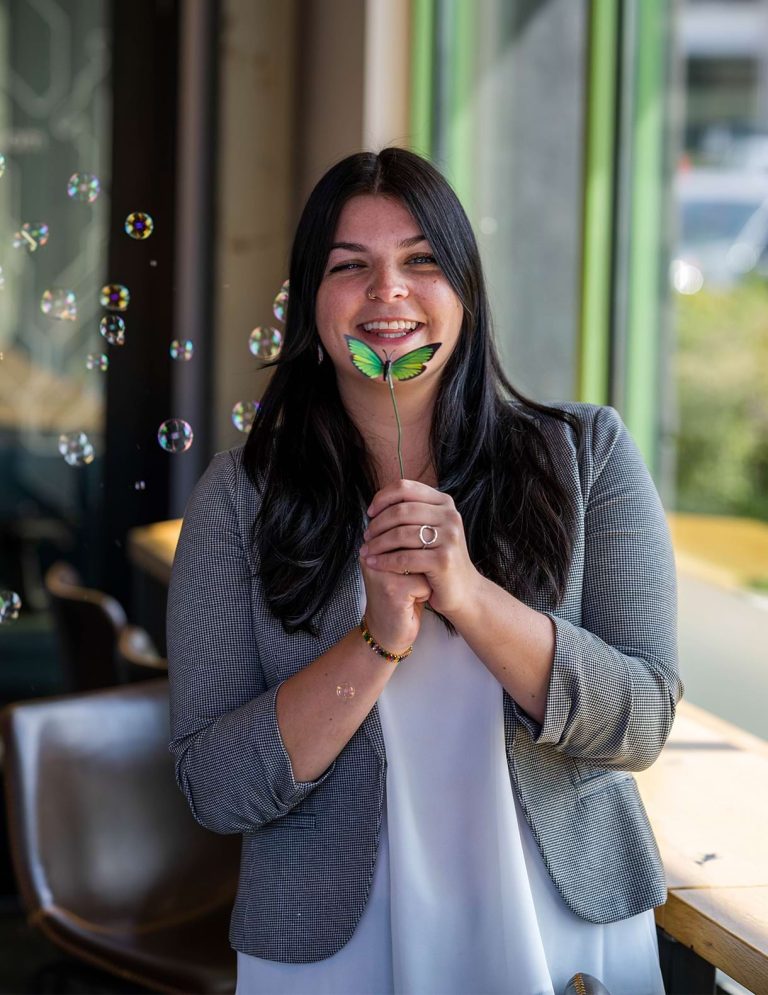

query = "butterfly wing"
(390, 343), (442, 382)
(345, 335), (385, 380)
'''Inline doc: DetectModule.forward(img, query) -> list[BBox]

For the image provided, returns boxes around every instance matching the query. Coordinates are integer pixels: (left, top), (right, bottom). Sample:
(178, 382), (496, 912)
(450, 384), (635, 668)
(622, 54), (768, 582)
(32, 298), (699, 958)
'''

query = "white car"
(673, 169), (768, 291)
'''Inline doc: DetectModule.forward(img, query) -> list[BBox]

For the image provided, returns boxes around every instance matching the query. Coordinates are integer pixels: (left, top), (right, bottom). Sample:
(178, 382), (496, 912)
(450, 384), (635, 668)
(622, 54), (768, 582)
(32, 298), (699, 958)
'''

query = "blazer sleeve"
(167, 450), (336, 834)
(515, 404), (684, 770)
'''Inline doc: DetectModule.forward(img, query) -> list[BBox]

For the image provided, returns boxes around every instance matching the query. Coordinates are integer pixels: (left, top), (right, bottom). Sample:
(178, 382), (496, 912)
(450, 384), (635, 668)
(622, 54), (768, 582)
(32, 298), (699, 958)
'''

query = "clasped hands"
(358, 478), (484, 620)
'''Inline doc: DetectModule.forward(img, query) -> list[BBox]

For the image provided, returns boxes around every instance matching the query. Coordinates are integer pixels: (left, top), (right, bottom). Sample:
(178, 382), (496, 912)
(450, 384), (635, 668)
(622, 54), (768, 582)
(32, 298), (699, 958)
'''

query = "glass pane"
(430, 0), (587, 402)
(671, 0), (768, 743)
(0, 0), (111, 693)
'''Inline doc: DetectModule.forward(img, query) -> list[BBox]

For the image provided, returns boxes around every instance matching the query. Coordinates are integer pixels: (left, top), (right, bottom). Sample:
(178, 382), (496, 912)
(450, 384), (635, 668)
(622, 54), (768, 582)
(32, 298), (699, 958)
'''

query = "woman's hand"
(359, 479), (483, 619)
(359, 539), (432, 657)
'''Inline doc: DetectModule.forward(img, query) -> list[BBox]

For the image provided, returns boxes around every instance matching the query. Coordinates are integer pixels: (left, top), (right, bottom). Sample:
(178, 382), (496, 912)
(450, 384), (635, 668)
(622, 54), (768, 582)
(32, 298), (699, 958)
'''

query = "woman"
(167, 148), (681, 995)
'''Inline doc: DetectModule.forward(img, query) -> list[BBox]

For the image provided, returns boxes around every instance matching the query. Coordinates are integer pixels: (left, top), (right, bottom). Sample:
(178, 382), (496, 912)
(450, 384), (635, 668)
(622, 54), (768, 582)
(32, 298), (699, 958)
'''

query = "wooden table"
(636, 701), (768, 992)
(127, 518), (768, 990)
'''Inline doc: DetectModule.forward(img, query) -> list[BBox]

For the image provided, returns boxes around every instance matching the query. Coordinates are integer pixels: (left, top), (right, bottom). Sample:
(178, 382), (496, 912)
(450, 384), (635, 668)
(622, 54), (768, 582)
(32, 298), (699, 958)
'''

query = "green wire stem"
(387, 370), (405, 479)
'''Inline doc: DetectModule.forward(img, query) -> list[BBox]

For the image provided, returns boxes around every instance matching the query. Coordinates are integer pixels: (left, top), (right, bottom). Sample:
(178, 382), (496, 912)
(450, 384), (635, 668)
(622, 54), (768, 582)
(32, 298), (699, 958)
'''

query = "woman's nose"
(367, 267), (409, 301)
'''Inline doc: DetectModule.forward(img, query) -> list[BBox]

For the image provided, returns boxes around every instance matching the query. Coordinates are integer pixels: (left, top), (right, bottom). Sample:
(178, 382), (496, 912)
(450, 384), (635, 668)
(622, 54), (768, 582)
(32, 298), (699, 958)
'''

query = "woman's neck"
(338, 377), (438, 488)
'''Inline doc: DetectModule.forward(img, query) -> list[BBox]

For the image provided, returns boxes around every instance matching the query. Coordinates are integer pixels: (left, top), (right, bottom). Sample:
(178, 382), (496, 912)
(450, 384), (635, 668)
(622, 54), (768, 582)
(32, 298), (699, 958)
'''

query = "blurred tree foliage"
(674, 278), (768, 524)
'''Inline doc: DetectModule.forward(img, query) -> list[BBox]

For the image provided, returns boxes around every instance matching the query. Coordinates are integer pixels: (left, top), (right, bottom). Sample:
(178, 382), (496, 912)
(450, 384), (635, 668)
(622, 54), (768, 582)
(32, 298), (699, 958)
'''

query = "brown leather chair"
(44, 561), (126, 691)
(1, 680), (239, 994)
(116, 624), (168, 683)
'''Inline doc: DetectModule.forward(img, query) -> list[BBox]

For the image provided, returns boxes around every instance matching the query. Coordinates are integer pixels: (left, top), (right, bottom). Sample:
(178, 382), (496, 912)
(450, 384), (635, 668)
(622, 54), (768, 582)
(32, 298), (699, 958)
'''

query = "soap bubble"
(86, 353), (109, 371)
(12, 222), (49, 252)
(41, 288), (77, 321)
(336, 683), (356, 701)
(125, 212), (154, 239)
(134, 480), (146, 491)
(99, 283), (130, 311)
(67, 172), (101, 203)
(273, 280), (289, 322)
(100, 315), (126, 345)
(0, 266), (4, 290)
(0, 154), (6, 178)
(249, 326), (282, 360)
(232, 400), (259, 433)
(58, 431), (95, 467)
(0, 590), (21, 624)
(158, 418), (193, 453)
(170, 339), (194, 361)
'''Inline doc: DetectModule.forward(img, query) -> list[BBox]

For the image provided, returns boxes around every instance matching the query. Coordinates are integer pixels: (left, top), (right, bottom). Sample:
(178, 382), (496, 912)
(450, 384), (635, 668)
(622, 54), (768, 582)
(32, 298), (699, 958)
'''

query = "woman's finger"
(361, 549), (445, 576)
(359, 556), (432, 597)
(367, 478), (451, 519)
(364, 500), (452, 542)
(360, 523), (439, 557)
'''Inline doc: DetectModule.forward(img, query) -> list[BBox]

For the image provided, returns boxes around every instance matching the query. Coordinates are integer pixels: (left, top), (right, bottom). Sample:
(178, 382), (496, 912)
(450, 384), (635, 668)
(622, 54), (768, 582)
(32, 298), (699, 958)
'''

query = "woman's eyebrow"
(329, 234), (428, 252)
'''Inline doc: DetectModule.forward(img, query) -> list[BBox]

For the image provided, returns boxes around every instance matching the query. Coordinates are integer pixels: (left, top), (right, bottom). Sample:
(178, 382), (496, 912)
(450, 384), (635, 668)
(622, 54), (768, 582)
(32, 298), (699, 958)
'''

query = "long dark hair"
(245, 148), (583, 635)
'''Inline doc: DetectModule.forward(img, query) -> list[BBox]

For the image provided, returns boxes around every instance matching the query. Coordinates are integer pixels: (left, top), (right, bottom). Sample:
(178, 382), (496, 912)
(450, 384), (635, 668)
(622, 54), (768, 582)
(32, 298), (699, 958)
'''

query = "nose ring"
(367, 287), (378, 301)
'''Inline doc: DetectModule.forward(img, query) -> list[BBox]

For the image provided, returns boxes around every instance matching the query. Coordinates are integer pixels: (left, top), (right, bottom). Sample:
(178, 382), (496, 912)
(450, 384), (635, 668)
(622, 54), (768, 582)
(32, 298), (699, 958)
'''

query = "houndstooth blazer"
(167, 401), (683, 963)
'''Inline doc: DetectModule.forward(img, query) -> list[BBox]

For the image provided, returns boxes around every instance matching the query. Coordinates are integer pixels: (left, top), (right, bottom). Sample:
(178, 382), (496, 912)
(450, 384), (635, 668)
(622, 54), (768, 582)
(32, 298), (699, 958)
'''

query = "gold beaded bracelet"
(360, 615), (413, 664)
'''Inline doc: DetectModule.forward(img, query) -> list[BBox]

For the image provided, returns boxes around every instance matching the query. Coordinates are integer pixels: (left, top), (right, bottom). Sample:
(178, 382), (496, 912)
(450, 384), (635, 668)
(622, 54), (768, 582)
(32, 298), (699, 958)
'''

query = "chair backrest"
(116, 624), (168, 683)
(0, 680), (240, 929)
(44, 561), (126, 690)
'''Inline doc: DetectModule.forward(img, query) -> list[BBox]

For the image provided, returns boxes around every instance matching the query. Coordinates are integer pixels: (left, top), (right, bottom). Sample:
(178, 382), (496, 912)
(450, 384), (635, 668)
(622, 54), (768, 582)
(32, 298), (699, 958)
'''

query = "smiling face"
(315, 194), (464, 390)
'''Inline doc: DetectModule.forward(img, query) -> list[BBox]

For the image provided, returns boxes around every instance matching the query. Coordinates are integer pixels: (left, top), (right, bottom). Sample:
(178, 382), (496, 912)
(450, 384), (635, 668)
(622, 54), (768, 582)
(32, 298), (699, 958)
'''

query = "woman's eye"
(409, 254), (437, 265)
(329, 261), (364, 273)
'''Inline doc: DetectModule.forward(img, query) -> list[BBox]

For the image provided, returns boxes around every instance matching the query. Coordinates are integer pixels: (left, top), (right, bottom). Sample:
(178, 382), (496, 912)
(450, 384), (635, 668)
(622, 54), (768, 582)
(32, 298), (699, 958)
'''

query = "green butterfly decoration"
(344, 335), (442, 479)
(344, 336), (441, 382)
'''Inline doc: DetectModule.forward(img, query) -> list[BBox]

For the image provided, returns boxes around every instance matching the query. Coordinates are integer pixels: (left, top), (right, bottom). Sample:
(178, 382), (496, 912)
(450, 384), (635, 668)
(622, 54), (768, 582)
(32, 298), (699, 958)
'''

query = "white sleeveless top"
(237, 609), (665, 995)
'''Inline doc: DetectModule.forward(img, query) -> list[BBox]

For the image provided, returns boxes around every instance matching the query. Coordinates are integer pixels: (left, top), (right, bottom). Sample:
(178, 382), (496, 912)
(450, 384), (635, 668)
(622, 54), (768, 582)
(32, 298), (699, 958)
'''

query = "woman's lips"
(358, 321), (425, 342)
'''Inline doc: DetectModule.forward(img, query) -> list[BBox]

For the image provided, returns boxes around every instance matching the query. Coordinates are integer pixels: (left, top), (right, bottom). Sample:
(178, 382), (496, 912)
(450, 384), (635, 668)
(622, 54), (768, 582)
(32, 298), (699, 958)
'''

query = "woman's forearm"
(447, 573), (555, 726)
(276, 626), (402, 782)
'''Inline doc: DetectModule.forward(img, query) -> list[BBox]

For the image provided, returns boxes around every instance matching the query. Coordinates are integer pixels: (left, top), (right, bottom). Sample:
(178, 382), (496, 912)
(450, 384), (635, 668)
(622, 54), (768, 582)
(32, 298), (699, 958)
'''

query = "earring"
(317, 342), (325, 364)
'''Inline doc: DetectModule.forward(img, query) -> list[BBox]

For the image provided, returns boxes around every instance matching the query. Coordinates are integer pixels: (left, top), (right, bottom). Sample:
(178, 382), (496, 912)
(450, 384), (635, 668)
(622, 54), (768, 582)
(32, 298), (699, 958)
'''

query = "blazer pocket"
(575, 770), (633, 801)
(272, 811), (317, 829)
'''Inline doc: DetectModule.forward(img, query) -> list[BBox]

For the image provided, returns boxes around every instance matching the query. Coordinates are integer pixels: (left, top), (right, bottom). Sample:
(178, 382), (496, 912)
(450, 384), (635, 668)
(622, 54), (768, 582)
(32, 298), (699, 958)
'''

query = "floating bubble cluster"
(248, 326), (282, 361)
(232, 400), (259, 433)
(134, 480), (146, 491)
(0, 153), (5, 178)
(12, 222), (49, 252)
(0, 590), (21, 624)
(58, 431), (95, 466)
(67, 172), (101, 204)
(86, 353), (109, 371)
(100, 283), (130, 311)
(158, 418), (193, 453)
(273, 280), (289, 322)
(41, 288), (77, 321)
(100, 315), (126, 346)
(125, 212), (154, 240)
(170, 339), (194, 361)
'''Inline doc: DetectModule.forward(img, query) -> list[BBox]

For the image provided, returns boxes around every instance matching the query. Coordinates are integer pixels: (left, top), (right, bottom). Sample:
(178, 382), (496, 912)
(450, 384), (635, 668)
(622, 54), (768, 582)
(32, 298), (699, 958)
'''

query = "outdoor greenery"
(674, 278), (768, 526)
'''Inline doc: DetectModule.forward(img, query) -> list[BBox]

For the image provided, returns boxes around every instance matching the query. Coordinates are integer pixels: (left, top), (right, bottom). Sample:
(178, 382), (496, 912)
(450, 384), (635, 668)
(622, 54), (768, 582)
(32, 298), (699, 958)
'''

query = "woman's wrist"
(439, 569), (491, 629)
(360, 615), (413, 663)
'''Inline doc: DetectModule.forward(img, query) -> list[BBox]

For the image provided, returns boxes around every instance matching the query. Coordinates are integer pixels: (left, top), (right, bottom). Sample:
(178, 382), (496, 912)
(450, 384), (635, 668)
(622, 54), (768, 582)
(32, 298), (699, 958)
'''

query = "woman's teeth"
(361, 320), (420, 339)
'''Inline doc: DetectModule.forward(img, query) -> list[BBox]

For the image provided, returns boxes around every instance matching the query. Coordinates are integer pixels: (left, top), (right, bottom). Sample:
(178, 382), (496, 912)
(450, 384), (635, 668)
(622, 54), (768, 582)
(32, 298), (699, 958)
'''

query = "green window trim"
(410, 0), (435, 157)
(579, 0), (620, 406)
(624, 0), (668, 464)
